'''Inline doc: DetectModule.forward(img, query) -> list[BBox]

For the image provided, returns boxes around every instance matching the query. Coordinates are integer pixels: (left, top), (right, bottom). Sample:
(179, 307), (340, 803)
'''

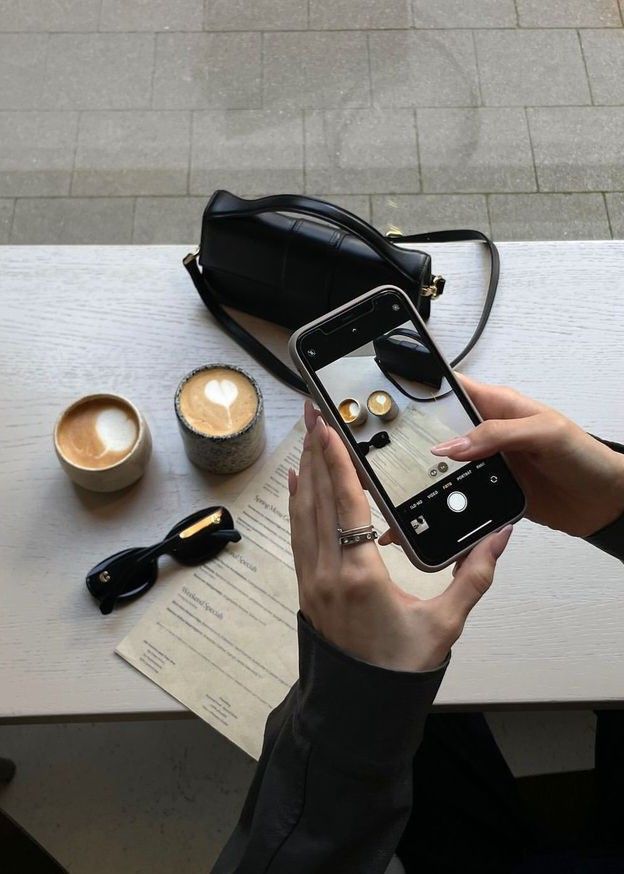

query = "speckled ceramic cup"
(174, 364), (265, 474)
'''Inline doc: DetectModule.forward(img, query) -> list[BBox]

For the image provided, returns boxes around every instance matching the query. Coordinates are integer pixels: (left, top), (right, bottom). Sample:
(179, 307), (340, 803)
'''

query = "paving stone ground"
(1, 0), (624, 243)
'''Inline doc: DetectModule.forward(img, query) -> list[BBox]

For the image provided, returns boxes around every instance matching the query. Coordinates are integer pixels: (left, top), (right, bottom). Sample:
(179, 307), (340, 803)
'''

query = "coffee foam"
(57, 398), (139, 469)
(339, 399), (360, 423)
(204, 377), (239, 412)
(95, 407), (137, 455)
(179, 367), (258, 437)
(369, 392), (392, 414)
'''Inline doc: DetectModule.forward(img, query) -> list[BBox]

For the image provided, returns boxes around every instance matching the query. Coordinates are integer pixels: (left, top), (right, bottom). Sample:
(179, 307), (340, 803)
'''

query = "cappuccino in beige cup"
(338, 397), (367, 426)
(54, 394), (152, 492)
(175, 364), (265, 474)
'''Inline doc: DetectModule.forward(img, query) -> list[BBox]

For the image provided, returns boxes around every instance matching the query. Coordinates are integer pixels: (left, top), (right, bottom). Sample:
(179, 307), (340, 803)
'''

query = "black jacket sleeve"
(214, 435), (624, 873)
(585, 437), (624, 562)
(212, 613), (448, 874)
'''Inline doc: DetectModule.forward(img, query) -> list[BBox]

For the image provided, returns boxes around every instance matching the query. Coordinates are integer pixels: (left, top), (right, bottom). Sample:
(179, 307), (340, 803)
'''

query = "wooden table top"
(1, 242), (623, 721)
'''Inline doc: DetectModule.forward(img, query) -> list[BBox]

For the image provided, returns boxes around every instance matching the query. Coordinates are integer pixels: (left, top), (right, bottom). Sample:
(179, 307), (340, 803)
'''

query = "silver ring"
(338, 524), (373, 534)
(338, 524), (378, 547)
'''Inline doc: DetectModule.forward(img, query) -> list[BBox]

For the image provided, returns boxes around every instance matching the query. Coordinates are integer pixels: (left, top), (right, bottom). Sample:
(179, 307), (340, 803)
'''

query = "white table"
(1, 243), (623, 723)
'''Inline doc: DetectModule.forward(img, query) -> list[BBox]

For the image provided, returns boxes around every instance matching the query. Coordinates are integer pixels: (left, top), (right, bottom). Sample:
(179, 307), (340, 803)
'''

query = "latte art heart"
(56, 397), (140, 470)
(179, 367), (258, 437)
(94, 407), (138, 457)
(204, 378), (239, 410)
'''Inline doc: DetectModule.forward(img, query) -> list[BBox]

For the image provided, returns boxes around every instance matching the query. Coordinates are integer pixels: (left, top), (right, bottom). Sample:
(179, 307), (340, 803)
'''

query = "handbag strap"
(184, 194), (500, 395)
(391, 227), (499, 368)
(184, 251), (307, 393)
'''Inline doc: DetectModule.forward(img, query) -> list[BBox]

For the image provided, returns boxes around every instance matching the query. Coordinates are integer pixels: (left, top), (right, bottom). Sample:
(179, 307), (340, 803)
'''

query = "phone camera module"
(307, 348), (316, 357)
(392, 303), (400, 311)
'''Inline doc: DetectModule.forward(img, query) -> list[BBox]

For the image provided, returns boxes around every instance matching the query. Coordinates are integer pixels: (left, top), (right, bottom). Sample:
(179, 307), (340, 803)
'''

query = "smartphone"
(289, 285), (526, 572)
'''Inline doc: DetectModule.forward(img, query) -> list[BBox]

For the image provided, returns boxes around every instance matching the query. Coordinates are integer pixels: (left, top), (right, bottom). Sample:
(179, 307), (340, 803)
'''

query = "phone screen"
(298, 289), (525, 566)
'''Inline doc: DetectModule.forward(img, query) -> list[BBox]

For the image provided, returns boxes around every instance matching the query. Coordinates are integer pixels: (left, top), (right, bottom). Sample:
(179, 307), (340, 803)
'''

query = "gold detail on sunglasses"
(179, 508), (223, 539)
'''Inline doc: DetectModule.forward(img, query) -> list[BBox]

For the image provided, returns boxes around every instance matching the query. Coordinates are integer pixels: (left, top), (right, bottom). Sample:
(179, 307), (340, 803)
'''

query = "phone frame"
(289, 284), (526, 572)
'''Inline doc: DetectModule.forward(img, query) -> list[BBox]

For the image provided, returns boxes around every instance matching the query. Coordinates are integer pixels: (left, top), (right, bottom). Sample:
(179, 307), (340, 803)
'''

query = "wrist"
(583, 438), (624, 536)
(297, 613), (449, 770)
(594, 452), (624, 534)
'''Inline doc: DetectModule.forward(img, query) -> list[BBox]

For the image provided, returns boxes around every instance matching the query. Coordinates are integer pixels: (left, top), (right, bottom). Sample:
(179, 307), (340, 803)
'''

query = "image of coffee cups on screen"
(373, 328), (446, 401)
(175, 364), (265, 474)
(338, 397), (368, 426)
(54, 394), (152, 492)
(366, 390), (399, 422)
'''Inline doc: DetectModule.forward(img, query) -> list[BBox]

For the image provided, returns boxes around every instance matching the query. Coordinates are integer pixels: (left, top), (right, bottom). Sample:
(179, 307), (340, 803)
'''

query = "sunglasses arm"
(209, 528), (242, 543)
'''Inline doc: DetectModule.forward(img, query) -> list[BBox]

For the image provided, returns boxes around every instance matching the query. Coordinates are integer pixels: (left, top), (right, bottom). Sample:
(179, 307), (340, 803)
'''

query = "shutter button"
(447, 491), (468, 513)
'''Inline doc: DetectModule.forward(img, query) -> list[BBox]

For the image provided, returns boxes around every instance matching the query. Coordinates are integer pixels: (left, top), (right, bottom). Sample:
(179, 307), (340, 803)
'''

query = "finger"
(310, 417), (341, 566)
(454, 372), (546, 420)
(355, 464), (370, 492)
(304, 399), (321, 433)
(430, 411), (555, 461)
(287, 467), (304, 582)
(451, 554), (466, 577)
(323, 427), (371, 533)
(378, 527), (400, 546)
(439, 525), (513, 620)
(288, 467), (298, 497)
(290, 429), (318, 578)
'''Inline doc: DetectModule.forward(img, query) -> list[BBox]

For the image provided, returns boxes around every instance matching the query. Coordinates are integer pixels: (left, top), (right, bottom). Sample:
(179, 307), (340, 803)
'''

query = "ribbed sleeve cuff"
(585, 512), (624, 562)
(585, 435), (624, 562)
(294, 613), (448, 773)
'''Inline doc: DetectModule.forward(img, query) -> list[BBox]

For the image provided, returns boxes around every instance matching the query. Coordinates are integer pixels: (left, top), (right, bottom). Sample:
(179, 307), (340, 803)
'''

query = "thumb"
(454, 372), (545, 420)
(431, 412), (554, 461)
(438, 525), (513, 624)
(378, 527), (400, 546)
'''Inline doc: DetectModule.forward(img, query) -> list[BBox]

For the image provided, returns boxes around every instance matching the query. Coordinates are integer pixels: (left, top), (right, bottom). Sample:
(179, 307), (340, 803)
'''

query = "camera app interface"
(303, 292), (524, 564)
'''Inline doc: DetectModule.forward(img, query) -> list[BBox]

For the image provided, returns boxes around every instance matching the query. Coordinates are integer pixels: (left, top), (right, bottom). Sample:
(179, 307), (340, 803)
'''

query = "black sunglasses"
(358, 430), (391, 456)
(86, 506), (241, 615)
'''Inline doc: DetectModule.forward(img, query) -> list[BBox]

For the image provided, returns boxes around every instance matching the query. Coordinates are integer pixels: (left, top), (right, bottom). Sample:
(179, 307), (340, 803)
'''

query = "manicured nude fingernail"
(430, 436), (471, 456)
(315, 415), (329, 447)
(491, 524), (513, 559)
(304, 400), (317, 433)
(288, 467), (298, 496)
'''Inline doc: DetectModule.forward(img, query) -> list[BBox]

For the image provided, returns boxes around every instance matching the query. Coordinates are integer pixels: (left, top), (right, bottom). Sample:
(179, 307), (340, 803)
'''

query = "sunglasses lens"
(371, 431), (390, 449)
(167, 506), (237, 566)
(86, 548), (158, 614)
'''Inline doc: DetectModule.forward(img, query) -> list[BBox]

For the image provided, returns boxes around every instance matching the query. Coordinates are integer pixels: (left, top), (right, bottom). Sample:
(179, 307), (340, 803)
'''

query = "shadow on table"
(0, 808), (66, 873)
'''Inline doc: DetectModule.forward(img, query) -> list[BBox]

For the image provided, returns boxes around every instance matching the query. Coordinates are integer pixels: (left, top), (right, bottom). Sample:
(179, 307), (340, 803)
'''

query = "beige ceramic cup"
(338, 397), (368, 426)
(54, 393), (152, 492)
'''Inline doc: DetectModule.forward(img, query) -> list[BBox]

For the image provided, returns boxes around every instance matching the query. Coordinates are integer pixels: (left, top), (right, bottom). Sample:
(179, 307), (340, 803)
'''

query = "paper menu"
(366, 403), (464, 506)
(116, 419), (452, 761)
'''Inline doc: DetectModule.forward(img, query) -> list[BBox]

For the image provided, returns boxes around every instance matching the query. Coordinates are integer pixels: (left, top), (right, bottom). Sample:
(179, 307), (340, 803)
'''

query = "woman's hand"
(378, 375), (624, 547)
(288, 401), (512, 672)
(424, 374), (624, 539)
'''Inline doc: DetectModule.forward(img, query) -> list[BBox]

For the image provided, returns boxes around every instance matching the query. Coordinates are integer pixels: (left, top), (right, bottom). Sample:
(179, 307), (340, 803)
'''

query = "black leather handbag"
(183, 191), (499, 395)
